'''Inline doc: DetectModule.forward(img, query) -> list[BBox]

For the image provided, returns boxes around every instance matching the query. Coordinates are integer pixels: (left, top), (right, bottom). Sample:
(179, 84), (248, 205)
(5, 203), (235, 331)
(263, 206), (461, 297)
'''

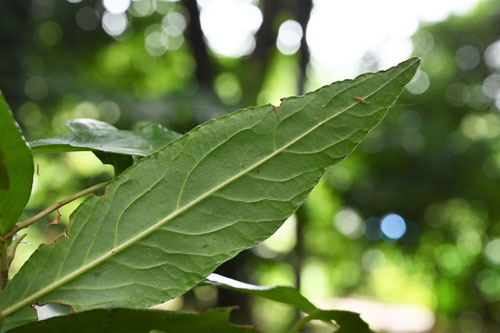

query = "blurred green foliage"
(2, 0), (500, 332)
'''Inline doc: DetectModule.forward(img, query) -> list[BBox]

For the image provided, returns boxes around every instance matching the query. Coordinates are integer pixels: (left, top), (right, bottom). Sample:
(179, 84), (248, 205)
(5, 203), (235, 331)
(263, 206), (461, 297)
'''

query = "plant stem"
(0, 241), (8, 290)
(7, 234), (27, 267)
(0, 182), (107, 242)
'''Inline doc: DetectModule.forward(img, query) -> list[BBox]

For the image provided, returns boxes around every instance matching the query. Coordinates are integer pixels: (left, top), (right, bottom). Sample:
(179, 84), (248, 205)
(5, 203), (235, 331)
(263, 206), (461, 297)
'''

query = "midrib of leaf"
(0, 58), (418, 319)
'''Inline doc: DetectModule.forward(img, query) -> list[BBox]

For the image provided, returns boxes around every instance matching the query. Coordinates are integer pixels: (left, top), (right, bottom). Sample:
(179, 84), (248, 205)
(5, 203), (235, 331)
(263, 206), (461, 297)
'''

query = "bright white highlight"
(102, 12), (128, 36)
(198, 0), (262, 58)
(305, 0), (480, 81)
(103, 0), (130, 15)
(276, 20), (303, 55)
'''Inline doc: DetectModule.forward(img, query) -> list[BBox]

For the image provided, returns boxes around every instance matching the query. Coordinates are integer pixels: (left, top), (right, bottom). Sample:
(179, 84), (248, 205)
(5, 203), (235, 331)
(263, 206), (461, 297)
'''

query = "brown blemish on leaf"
(93, 184), (108, 199)
(43, 217), (72, 246)
(47, 209), (62, 226)
(354, 96), (370, 104)
(36, 163), (40, 176)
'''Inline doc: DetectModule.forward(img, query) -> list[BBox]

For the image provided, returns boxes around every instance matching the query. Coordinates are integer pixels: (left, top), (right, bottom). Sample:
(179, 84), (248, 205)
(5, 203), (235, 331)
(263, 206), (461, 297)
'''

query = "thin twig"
(0, 182), (107, 242)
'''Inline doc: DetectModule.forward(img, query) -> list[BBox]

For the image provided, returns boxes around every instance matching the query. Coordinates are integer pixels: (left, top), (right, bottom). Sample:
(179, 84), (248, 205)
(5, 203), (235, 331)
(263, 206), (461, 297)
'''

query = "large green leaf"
(0, 92), (34, 234)
(203, 274), (371, 332)
(29, 119), (181, 156)
(6, 308), (258, 333)
(0, 58), (419, 331)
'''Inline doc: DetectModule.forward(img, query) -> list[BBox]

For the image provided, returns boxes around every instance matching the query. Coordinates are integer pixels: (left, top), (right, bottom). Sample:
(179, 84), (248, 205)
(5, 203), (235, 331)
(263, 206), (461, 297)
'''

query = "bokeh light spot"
(98, 101), (121, 124)
(484, 238), (500, 265)
(455, 45), (480, 70)
(102, 12), (128, 36)
(406, 70), (430, 94)
(380, 214), (406, 240)
(333, 208), (364, 239)
(198, 0), (262, 57)
(214, 73), (242, 105)
(24, 77), (48, 101)
(103, 0), (130, 15)
(76, 7), (100, 31)
(37, 21), (63, 46)
(276, 20), (303, 55)
(485, 39), (500, 70)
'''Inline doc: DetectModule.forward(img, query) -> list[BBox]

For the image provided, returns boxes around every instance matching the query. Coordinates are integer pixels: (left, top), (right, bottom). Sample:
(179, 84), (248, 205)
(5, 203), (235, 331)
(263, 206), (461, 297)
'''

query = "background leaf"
(290, 310), (371, 333)
(203, 274), (371, 331)
(29, 118), (181, 156)
(6, 307), (258, 333)
(0, 92), (34, 234)
(0, 58), (419, 331)
(92, 151), (133, 176)
(203, 273), (316, 313)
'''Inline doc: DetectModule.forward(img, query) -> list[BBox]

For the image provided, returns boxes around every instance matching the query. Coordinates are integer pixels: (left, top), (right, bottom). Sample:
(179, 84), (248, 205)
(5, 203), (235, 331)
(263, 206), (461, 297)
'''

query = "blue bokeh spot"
(380, 214), (406, 240)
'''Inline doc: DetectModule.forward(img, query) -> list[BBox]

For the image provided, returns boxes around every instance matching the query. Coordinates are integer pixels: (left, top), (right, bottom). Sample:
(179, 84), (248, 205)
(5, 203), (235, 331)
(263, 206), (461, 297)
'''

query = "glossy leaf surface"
(29, 118), (181, 156)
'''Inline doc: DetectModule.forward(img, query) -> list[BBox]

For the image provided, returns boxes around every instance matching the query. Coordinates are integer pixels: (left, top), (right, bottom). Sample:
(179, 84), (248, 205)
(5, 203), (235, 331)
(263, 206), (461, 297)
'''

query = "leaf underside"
(6, 307), (258, 333)
(0, 58), (419, 331)
(0, 92), (34, 234)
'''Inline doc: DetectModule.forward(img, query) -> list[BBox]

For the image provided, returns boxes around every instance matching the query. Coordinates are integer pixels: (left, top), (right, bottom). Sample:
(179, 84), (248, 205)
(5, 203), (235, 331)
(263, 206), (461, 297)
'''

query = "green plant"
(0, 58), (419, 332)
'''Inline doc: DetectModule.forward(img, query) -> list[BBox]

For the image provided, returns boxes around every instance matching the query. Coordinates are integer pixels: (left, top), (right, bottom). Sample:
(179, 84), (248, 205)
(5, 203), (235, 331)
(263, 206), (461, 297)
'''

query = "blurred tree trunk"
(293, 0), (312, 327)
(239, 0), (281, 106)
(182, 0), (214, 91)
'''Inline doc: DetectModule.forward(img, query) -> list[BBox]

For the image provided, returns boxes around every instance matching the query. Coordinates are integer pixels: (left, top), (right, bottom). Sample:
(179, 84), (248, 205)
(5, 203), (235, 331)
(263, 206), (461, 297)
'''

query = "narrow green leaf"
(0, 92), (34, 234)
(202, 273), (316, 313)
(0, 58), (419, 330)
(29, 119), (181, 156)
(202, 274), (370, 331)
(6, 307), (258, 333)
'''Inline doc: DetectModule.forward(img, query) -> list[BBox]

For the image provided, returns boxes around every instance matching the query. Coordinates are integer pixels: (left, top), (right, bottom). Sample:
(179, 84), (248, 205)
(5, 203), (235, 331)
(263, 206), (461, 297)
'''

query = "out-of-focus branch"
(182, 0), (214, 89)
(240, 0), (282, 105)
(296, 0), (313, 95)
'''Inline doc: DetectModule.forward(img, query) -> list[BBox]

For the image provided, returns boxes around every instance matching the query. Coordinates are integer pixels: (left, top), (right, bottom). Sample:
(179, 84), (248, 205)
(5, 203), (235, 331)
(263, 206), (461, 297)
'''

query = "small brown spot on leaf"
(272, 106), (280, 122)
(354, 96), (370, 104)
